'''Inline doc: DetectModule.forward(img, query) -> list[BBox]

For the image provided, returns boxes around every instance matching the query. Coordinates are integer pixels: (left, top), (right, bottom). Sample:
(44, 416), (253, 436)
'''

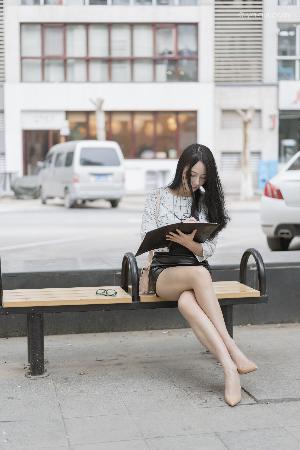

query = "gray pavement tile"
(235, 325), (300, 402)
(0, 420), (67, 449)
(158, 358), (256, 407)
(240, 364), (300, 401)
(57, 392), (128, 418)
(64, 414), (143, 446)
(70, 440), (149, 450)
(285, 426), (300, 443)
(268, 402), (300, 428)
(0, 379), (61, 421)
(217, 427), (300, 450)
(146, 434), (227, 450)
(131, 404), (283, 439)
(12, 447), (69, 450)
(118, 384), (196, 415)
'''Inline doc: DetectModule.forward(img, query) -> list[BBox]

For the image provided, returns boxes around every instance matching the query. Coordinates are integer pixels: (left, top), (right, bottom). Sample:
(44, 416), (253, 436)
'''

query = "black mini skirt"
(148, 244), (212, 294)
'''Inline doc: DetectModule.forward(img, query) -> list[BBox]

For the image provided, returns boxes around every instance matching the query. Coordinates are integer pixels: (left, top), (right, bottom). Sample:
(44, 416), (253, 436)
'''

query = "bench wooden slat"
(2, 281), (261, 308)
(3, 286), (132, 308)
(134, 281), (261, 303)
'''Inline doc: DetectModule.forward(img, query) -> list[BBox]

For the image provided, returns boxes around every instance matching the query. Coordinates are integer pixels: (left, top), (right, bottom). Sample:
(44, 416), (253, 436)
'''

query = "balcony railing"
(20, 0), (200, 5)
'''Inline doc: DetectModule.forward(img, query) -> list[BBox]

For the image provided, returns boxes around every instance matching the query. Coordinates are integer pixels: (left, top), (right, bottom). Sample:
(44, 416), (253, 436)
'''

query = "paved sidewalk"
(1, 323), (300, 449)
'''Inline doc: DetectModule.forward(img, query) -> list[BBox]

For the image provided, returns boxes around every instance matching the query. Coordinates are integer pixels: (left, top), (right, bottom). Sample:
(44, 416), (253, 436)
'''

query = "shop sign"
(21, 111), (65, 130)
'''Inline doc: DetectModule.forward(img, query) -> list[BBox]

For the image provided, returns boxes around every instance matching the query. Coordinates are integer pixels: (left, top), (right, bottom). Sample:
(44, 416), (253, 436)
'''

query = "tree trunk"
(237, 108), (254, 200)
(90, 98), (106, 141)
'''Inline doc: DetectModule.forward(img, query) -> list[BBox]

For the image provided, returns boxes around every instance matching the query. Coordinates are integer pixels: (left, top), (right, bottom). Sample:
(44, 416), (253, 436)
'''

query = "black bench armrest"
(0, 258), (3, 307)
(239, 248), (267, 296)
(121, 252), (140, 302)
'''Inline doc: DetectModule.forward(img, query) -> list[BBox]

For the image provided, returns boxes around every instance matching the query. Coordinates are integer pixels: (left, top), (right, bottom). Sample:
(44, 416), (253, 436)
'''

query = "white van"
(39, 140), (125, 208)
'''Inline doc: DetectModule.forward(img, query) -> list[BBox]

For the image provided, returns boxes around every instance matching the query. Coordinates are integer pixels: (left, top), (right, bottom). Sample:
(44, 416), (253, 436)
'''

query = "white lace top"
(141, 186), (218, 262)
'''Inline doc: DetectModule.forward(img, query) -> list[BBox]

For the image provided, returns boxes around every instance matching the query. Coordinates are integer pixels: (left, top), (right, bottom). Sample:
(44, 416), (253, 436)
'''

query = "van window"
(79, 147), (120, 166)
(55, 153), (65, 167)
(65, 152), (74, 167)
(288, 156), (300, 171)
(45, 154), (53, 167)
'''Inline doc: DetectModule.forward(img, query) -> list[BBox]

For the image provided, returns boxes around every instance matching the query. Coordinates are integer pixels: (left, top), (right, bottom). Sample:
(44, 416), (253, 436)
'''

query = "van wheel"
(267, 237), (292, 251)
(40, 187), (47, 205)
(110, 199), (120, 208)
(64, 190), (75, 209)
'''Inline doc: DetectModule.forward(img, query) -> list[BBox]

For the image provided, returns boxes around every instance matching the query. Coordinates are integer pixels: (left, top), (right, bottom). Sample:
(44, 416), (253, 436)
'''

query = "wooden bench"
(0, 248), (267, 377)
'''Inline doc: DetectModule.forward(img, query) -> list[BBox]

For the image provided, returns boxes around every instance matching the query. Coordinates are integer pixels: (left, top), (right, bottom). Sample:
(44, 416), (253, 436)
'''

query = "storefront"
(279, 81), (300, 163)
(23, 130), (60, 175)
(66, 111), (197, 159)
(21, 110), (197, 175)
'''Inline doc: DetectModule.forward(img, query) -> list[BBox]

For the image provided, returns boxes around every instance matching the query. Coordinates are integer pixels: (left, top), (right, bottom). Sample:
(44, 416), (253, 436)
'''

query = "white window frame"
(277, 23), (300, 81)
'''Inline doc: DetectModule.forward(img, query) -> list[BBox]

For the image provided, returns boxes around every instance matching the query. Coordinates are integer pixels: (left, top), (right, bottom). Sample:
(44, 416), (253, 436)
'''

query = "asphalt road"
(0, 195), (299, 273)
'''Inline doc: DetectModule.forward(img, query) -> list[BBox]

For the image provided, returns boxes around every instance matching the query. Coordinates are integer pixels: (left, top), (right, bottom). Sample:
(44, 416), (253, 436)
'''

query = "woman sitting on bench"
(141, 143), (257, 407)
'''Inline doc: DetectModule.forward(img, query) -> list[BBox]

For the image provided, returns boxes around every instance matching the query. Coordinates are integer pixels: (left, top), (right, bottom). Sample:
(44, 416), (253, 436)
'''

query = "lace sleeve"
(141, 189), (159, 241)
(195, 234), (218, 262)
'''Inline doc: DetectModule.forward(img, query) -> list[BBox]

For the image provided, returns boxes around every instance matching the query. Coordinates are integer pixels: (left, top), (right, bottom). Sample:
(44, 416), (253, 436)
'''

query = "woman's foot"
(227, 339), (258, 374)
(237, 361), (258, 375)
(224, 366), (241, 407)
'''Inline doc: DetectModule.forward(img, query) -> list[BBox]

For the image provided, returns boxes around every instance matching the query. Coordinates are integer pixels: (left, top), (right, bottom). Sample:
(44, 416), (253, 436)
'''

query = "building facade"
(213, 0), (278, 194)
(4, 0), (214, 192)
(0, 0), (4, 176)
(3, 0), (299, 194)
(275, 0), (300, 163)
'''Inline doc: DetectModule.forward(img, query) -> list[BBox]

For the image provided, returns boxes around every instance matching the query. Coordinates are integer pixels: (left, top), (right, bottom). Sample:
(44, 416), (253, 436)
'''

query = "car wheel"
(267, 237), (292, 251)
(64, 190), (75, 209)
(110, 199), (120, 208)
(40, 187), (47, 205)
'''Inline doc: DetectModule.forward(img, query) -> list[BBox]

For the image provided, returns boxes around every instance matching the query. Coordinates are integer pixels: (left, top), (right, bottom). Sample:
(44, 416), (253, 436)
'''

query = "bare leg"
(191, 267), (257, 374)
(177, 290), (241, 406)
(157, 274), (241, 406)
(157, 266), (257, 375)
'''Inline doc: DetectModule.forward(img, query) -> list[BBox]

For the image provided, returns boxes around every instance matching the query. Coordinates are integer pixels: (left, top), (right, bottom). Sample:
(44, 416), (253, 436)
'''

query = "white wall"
(215, 85), (278, 160)
(214, 85), (278, 193)
(279, 81), (300, 109)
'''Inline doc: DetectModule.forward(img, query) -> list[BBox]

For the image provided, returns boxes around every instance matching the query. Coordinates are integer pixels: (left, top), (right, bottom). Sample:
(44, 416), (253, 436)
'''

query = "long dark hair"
(168, 143), (230, 238)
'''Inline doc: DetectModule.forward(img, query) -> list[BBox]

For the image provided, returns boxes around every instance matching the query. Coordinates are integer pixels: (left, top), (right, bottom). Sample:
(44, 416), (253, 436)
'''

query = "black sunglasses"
(96, 288), (117, 297)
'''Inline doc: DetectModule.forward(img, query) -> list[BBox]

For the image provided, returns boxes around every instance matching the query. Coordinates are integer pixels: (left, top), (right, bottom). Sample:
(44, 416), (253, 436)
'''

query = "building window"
(21, 23), (198, 82)
(278, 24), (300, 80)
(21, 0), (199, 4)
(66, 111), (197, 158)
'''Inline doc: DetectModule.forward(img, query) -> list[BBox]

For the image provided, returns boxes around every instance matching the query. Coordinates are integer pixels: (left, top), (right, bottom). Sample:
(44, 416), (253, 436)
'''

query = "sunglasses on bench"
(96, 288), (118, 297)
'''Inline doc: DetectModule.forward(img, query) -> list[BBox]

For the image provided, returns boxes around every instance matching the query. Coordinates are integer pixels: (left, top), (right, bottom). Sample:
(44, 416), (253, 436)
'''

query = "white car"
(39, 140), (125, 208)
(260, 151), (300, 251)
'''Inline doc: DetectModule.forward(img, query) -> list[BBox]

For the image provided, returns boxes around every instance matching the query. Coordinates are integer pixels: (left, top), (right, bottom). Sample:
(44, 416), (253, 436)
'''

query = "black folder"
(136, 222), (219, 256)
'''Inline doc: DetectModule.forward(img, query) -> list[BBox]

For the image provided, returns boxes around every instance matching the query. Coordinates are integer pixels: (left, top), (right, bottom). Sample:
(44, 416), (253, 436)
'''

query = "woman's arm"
(140, 189), (159, 240)
(192, 235), (219, 261)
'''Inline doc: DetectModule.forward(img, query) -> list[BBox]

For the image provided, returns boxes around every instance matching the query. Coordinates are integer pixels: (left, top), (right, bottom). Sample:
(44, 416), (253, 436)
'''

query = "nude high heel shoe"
(237, 363), (258, 375)
(224, 367), (242, 407)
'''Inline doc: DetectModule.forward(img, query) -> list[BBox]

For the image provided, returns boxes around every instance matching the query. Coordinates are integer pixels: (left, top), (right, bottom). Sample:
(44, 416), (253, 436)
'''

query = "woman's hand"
(166, 228), (197, 248)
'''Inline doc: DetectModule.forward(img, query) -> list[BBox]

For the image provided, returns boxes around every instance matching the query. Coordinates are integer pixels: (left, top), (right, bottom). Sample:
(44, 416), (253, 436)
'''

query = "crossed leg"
(156, 265), (257, 406)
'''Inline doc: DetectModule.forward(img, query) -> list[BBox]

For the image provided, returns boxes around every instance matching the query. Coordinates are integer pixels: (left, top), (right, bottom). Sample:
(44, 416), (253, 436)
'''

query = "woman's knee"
(177, 290), (196, 314)
(189, 266), (212, 286)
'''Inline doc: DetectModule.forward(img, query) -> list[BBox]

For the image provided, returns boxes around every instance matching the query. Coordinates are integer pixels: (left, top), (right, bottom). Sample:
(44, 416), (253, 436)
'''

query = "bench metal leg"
(27, 314), (32, 364)
(221, 305), (233, 338)
(27, 312), (44, 376)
